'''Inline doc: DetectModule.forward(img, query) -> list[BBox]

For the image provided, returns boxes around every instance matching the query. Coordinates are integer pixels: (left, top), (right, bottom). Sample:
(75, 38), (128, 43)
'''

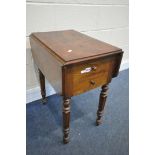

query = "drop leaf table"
(30, 30), (123, 144)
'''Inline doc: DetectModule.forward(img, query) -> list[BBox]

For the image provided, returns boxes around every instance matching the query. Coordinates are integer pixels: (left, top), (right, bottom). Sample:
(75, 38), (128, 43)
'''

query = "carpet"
(26, 69), (129, 155)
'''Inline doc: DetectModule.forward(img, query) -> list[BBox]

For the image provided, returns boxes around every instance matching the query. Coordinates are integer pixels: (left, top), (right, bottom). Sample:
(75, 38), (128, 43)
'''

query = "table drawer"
(71, 59), (113, 95)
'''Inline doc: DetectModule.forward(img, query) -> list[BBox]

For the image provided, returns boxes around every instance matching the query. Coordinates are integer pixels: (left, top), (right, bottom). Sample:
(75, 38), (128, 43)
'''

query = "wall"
(26, 0), (129, 103)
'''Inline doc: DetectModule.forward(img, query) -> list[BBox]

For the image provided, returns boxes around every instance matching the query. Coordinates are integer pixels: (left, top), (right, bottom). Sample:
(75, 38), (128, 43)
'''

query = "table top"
(31, 30), (122, 64)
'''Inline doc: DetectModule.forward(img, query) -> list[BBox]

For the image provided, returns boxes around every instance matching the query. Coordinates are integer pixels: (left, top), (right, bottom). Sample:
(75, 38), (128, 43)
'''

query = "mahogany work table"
(30, 30), (123, 144)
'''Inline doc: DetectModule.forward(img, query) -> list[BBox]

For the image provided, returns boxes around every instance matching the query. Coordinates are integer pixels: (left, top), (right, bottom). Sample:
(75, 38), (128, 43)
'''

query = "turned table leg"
(39, 69), (47, 104)
(96, 84), (109, 126)
(63, 97), (71, 144)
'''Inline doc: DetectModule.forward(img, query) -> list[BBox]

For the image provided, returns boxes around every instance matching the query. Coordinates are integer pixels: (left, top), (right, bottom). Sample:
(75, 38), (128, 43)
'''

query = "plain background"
(0, 0), (155, 155)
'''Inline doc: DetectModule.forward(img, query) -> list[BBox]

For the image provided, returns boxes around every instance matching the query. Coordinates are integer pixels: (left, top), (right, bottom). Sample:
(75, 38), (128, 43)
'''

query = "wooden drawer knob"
(90, 80), (96, 85)
(91, 66), (97, 71)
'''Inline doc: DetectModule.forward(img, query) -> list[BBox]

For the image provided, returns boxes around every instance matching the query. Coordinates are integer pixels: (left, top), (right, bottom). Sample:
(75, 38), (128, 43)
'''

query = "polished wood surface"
(38, 69), (47, 104)
(61, 53), (123, 97)
(30, 30), (123, 144)
(96, 84), (109, 125)
(31, 30), (122, 64)
(30, 36), (63, 94)
(63, 97), (71, 144)
(71, 58), (113, 96)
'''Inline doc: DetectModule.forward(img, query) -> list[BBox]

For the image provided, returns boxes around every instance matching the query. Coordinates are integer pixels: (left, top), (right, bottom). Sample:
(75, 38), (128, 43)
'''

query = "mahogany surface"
(30, 30), (123, 144)
(31, 30), (122, 64)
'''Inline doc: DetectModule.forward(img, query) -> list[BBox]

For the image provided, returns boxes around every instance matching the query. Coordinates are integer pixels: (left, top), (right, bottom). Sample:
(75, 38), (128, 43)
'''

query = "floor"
(26, 69), (129, 155)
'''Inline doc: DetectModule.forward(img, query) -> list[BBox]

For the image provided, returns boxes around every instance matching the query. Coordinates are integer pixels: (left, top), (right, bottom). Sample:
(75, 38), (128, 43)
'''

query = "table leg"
(39, 69), (47, 104)
(96, 84), (109, 126)
(63, 97), (71, 144)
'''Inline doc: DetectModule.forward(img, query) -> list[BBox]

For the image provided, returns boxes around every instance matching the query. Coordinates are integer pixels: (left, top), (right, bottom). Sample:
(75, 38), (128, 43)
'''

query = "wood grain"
(63, 97), (71, 144)
(31, 30), (122, 64)
(29, 30), (124, 144)
(96, 84), (109, 125)
(71, 58), (112, 96)
(30, 36), (63, 94)
(62, 54), (123, 96)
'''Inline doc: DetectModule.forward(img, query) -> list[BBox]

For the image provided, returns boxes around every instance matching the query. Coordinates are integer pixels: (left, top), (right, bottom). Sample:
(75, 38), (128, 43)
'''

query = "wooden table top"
(31, 30), (122, 64)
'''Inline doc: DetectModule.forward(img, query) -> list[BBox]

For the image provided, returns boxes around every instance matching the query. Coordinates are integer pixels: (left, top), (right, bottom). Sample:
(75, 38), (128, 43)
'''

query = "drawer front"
(71, 59), (113, 96)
